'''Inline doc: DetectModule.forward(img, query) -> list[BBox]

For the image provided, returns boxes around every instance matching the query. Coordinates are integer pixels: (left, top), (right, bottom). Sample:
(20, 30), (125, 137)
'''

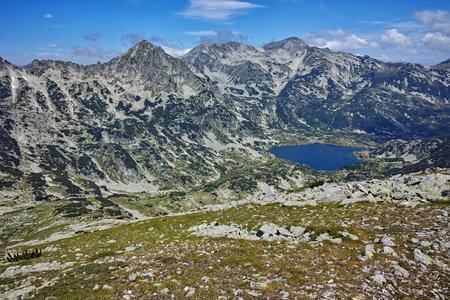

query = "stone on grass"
(419, 241), (431, 248)
(414, 249), (433, 265)
(340, 231), (358, 241)
(256, 223), (292, 240)
(290, 226), (306, 237)
(383, 246), (397, 256)
(283, 200), (307, 207)
(393, 265), (410, 277)
(381, 235), (396, 246)
(365, 244), (375, 258)
(371, 271), (386, 285)
(250, 281), (267, 289)
(340, 198), (367, 205)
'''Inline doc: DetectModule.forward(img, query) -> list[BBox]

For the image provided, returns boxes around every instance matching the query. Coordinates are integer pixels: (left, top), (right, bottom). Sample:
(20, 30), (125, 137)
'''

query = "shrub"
(6, 248), (42, 262)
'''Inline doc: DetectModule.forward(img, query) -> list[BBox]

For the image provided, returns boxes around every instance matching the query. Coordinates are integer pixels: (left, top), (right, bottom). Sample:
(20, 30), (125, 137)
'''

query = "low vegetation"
(1, 198), (448, 299)
(5, 249), (42, 262)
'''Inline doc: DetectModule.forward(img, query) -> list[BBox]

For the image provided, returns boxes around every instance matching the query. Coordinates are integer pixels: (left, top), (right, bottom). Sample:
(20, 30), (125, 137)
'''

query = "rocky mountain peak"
(262, 37), (308, 54)
(98, 40), (210, 95)
(432, 58), (450, 71)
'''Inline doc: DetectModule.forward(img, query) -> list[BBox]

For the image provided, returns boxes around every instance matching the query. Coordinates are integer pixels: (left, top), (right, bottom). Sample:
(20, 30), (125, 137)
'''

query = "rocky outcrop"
(188, 169), (449, 243)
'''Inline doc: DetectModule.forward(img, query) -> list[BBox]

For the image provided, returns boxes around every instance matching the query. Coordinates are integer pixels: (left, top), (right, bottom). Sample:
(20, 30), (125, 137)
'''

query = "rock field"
(0, 169), (449, 299)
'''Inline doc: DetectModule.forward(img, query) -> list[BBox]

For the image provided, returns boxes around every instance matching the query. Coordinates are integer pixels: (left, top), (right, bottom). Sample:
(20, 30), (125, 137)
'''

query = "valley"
(0, 37), (449, 298)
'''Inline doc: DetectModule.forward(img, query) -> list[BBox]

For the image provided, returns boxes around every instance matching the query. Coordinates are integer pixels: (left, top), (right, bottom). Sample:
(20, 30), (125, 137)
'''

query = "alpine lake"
(269, 143), (365, 171)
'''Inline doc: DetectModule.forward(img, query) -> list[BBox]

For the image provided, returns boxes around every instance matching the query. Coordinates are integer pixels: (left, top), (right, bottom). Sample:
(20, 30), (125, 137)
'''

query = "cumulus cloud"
(379, 29), (413, 48)
(179, 0), (264, 21)
(84, 33), (103, 41)
(161, 46), (191, 57)
(44, 13), (53, 18)
(36, 52), (64, 57)
(303, 29), (378, 51)
(414, 10), (450, 35)
(326, 34), (377, 50)
(420, 32), (450, 52)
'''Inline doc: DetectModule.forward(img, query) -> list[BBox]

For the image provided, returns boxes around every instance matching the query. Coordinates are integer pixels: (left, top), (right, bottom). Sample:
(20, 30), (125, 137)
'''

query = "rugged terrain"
(181, 37), (450, 139)
(0, 38), (449, 291)
(0, 169), (449, 299)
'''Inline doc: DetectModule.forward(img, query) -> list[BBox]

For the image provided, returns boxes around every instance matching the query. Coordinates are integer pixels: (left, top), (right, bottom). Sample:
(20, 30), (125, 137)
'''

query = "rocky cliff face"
(181, 37), (450, 139)
(0, 41), (269, 219)
(0, 38), (449, 220)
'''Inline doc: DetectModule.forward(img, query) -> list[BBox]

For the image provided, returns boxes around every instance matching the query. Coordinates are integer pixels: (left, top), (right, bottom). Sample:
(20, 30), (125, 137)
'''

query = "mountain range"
(0, 37), (449, 220)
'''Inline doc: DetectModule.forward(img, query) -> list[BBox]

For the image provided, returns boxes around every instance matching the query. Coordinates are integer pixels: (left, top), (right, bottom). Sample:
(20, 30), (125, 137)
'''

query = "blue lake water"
(269, 143), (364, 171)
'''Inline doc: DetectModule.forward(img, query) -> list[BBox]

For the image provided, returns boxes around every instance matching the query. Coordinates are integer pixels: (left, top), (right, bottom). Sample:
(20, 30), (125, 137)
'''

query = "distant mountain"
(0, 38), (449, 219)
(181, 37), (450, 139)
(432, 58), (450, 71)
(0, 41), (270, 218)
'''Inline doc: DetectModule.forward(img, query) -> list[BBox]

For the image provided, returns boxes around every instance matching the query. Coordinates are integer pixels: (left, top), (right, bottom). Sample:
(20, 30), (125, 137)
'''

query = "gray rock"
(371, 271), (386, 285)
(414, 249), (433, 265)
(381, 235), (396, 246)
(256, 223), (292, 240)
(316, 233), (331, 242)
(283, 200), (307, 207)
(256, 223), (279, 237)
(392, 263), (410, 277)
(340, 231), (358, 241)
(315, 185), (345, 202)
(250, 281), (267, 289)
(383, 246), (397, 256)
(290, 226), (306, 237)
(365, 244), (375, 259)
(340, 198), (367, 205)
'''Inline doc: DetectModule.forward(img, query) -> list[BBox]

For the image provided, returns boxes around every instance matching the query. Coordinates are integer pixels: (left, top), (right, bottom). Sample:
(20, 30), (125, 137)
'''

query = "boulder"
(414, 249), (433, 265)
(365, 244), (375, 258)
(256, 223), (292, 240)
(340, 231), (358, 241)
(283, 200), (307, 207)
(290, 226), (306, 237)
(381, 235), (396, 246)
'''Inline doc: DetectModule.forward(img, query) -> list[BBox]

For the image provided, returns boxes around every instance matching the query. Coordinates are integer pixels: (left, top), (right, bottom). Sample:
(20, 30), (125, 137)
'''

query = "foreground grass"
(1, 201), (449, 299)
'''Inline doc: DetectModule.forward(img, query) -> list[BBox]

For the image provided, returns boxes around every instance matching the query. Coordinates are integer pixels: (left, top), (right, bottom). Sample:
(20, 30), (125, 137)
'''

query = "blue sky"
(1, 0), (449, 66)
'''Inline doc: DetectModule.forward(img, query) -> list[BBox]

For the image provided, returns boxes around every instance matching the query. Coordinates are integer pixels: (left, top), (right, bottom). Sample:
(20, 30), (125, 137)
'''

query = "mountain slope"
(0, 38), (449, 222)
(0, 42), (285, 220)
(181, 37), (450, 139)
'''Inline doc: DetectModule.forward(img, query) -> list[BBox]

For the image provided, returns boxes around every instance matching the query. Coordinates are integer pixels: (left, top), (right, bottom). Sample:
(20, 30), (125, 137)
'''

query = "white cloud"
(414, 10), (450, 35)
(179, 0), (264, 21)
(374, 54), (392, 62)
(44, 13), (53, 18)
(185, 30), (218, 36)
(36, 52), (64, 57)
(303, 29), (378, 51)
(379, 29), (413, 48)
(328, 28), (346, 37)
(420, 32), (450, 51)
(161, 46), (191, 57)
(326, 34), (377, 50)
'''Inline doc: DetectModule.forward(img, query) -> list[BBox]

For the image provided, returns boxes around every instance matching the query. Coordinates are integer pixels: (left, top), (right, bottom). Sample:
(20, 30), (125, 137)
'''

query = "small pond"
(269, 142), (364, 171)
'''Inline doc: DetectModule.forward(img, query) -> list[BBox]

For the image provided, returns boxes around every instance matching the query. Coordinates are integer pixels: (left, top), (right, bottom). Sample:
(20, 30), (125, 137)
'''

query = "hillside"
(0, 169), (449, 299)
(181, 37), (450, 139)
(0, 37), (449, 241)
